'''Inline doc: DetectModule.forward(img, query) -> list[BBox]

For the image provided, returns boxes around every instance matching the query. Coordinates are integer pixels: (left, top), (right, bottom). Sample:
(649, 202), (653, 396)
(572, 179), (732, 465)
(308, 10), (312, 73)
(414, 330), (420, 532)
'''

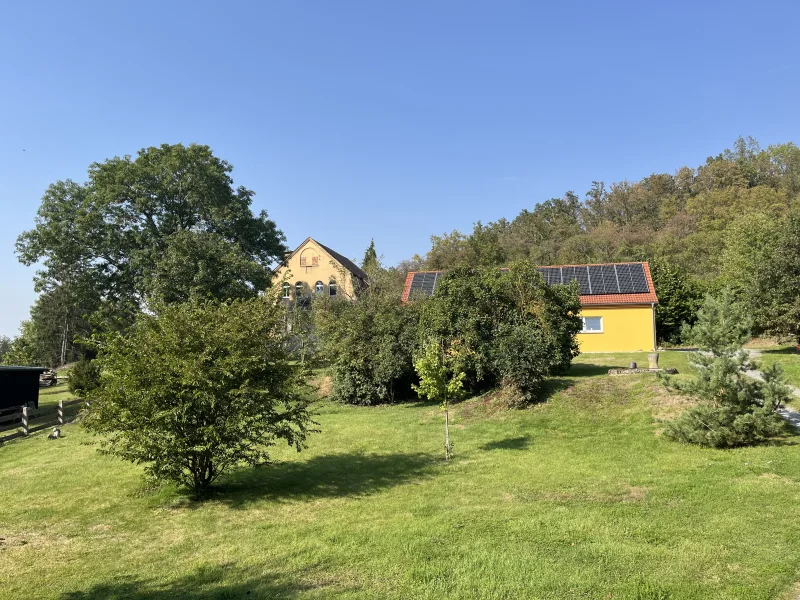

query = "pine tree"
(361, 239), (378, 272)
(680, 288), (751, 355)
(663, 291), (789, 447)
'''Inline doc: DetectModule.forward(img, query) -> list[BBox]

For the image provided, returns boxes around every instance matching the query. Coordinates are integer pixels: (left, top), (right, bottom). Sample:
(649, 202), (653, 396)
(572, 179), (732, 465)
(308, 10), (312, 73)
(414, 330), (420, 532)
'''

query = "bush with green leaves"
(418, 261), (582, 403)
(83, 297), (316, 493)
(67, 356), (101, 399)
(314, 263), (421, 405)
(663, 292), (789, 448)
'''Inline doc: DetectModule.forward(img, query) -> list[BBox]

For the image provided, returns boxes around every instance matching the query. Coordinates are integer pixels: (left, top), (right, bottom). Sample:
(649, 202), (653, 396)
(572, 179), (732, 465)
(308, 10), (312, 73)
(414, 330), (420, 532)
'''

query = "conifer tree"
(361, 239), (378, 272)
(663, 291), (789, 448)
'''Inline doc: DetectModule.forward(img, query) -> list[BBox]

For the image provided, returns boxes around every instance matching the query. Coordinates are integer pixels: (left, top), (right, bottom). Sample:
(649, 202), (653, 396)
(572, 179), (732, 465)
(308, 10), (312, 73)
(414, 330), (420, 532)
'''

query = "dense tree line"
(8, 137), (800, 368)
(405, 137), (800, 343)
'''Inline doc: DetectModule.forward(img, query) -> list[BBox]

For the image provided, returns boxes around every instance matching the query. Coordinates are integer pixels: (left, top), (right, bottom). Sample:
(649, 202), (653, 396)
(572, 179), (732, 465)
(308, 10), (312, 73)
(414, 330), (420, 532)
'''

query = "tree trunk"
(190, 454), (215, 493)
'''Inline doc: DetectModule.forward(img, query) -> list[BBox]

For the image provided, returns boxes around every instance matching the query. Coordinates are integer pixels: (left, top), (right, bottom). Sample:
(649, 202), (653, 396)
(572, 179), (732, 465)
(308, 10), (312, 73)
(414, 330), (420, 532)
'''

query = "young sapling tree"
(413, 338), (467, 460)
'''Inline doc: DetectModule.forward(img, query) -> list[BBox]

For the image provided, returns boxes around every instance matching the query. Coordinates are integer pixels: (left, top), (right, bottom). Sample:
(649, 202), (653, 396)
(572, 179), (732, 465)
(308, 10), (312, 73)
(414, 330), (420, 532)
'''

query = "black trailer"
(0, 366), (48, 410)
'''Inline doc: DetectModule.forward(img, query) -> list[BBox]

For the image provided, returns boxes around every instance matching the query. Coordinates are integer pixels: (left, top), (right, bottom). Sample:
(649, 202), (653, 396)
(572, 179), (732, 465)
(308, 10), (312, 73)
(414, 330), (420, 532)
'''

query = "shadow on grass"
(568, 363), (625, 377)
(59, 564), (335, 599)
(480, 436), (531, 451)
(205, 451), (437, 509)
(761, 346), (800, 356)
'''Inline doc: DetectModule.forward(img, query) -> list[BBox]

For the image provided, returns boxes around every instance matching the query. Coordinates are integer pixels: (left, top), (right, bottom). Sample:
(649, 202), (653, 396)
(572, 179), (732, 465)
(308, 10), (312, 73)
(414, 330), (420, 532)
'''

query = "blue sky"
(2, 0), (800, 336)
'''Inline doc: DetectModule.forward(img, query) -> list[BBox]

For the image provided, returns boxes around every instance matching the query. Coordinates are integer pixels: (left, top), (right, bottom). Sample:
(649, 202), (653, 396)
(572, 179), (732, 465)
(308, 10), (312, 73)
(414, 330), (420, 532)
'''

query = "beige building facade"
(273, 237), (368, 300)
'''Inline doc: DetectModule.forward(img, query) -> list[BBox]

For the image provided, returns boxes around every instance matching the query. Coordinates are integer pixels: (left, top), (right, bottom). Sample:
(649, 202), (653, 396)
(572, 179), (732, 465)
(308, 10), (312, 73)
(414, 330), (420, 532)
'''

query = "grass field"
(756, 345), (800, 389)
(2, 351), (800, 599)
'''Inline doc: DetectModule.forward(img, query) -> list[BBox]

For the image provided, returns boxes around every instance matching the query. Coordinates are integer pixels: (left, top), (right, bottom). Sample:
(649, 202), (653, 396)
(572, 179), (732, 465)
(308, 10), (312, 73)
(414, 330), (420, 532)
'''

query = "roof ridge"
(317, 241), (368, 281)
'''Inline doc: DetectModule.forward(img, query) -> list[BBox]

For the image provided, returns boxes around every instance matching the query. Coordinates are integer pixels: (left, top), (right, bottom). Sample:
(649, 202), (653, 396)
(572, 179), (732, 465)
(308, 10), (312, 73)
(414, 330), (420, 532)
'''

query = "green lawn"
(756, 345), (800, 389)
(2, 352), (800, 599)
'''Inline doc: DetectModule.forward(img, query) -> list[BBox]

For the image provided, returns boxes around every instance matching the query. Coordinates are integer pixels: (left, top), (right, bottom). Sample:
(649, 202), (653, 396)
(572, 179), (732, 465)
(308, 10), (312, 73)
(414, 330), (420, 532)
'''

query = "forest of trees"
(400, 136), (800, 344)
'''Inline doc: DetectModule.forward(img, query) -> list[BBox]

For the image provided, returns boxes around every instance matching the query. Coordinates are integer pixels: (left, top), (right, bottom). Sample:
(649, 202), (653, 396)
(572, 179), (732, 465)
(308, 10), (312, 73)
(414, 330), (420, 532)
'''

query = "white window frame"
(281, 283), (291, 299)
(314, 281), (325, 295)
(580, 316), (603, 334)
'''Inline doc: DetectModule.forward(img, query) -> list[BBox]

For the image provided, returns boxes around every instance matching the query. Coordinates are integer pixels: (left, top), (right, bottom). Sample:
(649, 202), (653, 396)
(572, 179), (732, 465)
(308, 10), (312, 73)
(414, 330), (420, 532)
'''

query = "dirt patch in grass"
(778, 580), (800, 600)
(755, 473), (800, 485)
(531, 485), (648, 504)
(648, 386), (694, 423)
(745, 337), (794, 349)
(0, 530), (73, 551)
(559, 375), (641, 409)
(312, 375), (332, 398)
(455, 391), (514, 421)
(625, 485), (648, 502)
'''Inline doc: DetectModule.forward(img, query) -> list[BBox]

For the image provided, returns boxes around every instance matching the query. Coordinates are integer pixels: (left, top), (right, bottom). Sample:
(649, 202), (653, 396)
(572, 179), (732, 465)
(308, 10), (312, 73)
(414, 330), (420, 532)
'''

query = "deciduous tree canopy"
(407, 137), (800, 343)
(16, 144), (286, 353)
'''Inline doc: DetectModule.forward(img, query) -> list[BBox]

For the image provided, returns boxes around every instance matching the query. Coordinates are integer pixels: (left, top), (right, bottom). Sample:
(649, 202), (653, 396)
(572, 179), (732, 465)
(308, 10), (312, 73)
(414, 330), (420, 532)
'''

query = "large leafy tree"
(720, 212), (785, 333)
(17, 144), (286, 334)
(648, 257), (702, 344)
(757, 212), (800, 342)
(418, 261), (582, 403)
(84, 296), (316, 493)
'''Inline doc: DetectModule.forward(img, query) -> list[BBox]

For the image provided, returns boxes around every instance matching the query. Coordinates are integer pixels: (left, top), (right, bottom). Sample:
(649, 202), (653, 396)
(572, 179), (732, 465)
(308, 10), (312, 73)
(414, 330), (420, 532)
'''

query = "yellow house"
(273, 237), (368, 300)
(571, 262), (658, 352)
(402, 262), (658, 353)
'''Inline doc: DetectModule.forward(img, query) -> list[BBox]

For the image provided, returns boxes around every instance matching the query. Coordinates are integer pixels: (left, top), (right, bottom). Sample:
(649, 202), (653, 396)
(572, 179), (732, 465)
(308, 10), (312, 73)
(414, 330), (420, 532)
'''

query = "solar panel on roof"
(601, 265), (618, 294)
(408, 271), (444, 298)
(537, 267), (559, 286)
(578, 266), (592, 295)
(587, 265), (604, 294)
(628, 263), (649, 293)
(409, 263), (649, 300)
(615, 264), (635, 293)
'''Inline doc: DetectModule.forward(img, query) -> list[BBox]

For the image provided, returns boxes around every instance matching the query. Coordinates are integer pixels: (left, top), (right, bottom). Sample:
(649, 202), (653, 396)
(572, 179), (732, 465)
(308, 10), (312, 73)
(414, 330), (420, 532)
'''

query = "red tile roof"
(401, 262), (658, 306)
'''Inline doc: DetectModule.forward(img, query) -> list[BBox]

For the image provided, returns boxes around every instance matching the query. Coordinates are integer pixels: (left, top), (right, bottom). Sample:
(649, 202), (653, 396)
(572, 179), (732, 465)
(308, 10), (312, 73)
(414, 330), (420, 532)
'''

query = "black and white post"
(21, 406), (29, 436)
(58, 399), (64, 425)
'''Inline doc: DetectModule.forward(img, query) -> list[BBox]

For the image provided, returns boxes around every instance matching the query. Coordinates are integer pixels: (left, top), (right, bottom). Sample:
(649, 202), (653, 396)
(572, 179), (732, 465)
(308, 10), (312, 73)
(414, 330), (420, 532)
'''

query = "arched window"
(315, 281), (325, 295)
(281, 282), (290, 299)
(295, 281), (304, 297)
(328, 278), (337, 297)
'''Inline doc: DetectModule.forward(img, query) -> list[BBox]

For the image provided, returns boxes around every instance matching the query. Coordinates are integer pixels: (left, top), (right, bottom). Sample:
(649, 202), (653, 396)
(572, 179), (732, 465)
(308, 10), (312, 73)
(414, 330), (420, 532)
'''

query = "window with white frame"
(281, 282), (291, 299)
(581, 316), (603, 333)
(315, 281), (325, 295)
